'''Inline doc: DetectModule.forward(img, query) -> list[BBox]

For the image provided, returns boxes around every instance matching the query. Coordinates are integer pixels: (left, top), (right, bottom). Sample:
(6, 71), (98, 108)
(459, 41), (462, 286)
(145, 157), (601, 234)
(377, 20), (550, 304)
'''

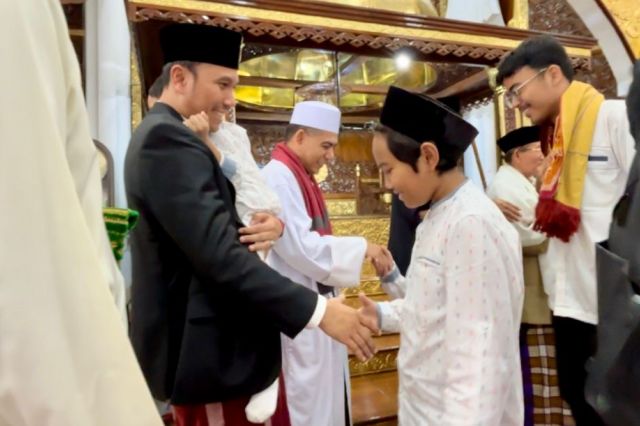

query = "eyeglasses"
(504, 68), (547, 108)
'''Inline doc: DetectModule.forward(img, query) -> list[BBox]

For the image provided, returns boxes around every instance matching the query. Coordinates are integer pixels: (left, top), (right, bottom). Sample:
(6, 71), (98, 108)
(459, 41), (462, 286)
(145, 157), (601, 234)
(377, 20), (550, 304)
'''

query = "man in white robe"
(487, 126), (551, 321)
(261, 101), (389, 426)
(487, 126), (568, 424)
(360, 87), (524, 425)
(0, 1), (162, 425)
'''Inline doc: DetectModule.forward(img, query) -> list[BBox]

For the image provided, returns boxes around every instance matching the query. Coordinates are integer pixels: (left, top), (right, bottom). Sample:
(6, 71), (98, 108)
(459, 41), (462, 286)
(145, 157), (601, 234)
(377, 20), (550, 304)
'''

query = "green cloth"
(103, 208), (139, 261)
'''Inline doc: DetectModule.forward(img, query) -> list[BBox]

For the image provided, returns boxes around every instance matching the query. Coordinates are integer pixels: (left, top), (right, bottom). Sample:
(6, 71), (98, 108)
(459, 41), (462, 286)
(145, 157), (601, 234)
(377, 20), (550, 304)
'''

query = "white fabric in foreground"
(0, 1), (161, 425)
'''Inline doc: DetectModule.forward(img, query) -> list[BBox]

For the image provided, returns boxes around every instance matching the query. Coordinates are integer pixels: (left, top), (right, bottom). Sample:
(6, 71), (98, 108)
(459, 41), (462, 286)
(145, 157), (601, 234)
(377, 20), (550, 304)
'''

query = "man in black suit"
(586, 61), (640, 426)
(125, 23), (376, 425)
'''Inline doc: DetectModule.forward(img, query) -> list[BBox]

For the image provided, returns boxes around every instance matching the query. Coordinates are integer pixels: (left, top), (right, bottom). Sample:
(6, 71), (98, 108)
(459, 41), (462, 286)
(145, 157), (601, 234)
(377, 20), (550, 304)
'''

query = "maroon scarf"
(271, 143), (332, 235)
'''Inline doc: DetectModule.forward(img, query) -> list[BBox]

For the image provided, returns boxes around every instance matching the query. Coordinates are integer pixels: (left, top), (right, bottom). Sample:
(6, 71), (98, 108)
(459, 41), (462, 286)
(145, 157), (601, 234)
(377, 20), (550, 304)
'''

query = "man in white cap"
(261, 101), (391, 426)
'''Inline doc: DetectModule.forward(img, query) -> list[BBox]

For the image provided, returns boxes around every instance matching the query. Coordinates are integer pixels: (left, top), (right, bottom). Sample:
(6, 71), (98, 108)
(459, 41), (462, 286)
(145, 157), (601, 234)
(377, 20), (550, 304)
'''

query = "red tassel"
(534, 198), (581, 242)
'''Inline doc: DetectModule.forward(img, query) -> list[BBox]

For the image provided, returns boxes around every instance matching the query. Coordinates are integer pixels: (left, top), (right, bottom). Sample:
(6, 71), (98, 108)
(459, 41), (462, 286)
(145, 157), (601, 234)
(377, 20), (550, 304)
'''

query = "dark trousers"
(552, 316), (604, 426)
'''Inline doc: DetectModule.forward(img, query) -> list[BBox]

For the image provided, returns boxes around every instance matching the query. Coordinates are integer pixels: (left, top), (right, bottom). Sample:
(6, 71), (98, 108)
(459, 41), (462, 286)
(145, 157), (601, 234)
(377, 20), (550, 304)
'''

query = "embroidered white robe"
(262, 160), (367, 426)
(379, 181), (524, 425)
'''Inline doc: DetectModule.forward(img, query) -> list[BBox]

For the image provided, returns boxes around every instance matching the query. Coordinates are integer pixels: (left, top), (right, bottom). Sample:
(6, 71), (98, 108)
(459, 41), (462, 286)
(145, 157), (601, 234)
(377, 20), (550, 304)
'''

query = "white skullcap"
(289, 101), (341, 134)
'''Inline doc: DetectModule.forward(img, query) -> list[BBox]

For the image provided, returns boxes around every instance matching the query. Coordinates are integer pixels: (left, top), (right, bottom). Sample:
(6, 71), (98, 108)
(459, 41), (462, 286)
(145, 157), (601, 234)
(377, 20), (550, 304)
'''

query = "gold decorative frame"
(128, 0), (593, 63)
(128, 0), (597, 130)
(349, 348), (399, 376)
(600, 0), (640, 58)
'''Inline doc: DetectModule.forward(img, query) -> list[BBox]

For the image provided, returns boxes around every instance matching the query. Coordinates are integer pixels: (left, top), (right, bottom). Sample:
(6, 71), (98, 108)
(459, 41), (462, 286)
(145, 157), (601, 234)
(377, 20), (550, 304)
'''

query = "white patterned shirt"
(379, 181), (524, 425)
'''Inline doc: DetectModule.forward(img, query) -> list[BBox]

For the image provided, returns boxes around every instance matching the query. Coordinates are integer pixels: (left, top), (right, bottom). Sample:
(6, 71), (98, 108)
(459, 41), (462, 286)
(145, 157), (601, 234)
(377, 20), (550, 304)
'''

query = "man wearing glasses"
(496, 35), (635, 425)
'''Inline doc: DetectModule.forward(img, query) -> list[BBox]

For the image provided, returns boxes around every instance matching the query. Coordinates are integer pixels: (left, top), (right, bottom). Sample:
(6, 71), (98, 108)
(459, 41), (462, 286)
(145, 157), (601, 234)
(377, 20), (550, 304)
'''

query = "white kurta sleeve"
(0, 2), (161, 425)
(442, 215), (517, 425)
(377, 265), (407, 332)
(380, 265), (407, 299)
(378, 299), (404, 333)
(486, 170), (546, 247)
(269, 176), (367, 287)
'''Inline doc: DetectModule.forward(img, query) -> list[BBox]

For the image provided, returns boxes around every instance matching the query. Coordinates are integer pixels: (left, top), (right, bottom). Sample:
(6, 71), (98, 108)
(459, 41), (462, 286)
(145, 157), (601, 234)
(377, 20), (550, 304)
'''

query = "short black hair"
(374, 124), (462, 174)
(160, 60), (198, 87)
(148, 75), (166, 99)
(497, 35), (574, 85)
(284, 124), (323, 142)
(627, 61), (640, 144)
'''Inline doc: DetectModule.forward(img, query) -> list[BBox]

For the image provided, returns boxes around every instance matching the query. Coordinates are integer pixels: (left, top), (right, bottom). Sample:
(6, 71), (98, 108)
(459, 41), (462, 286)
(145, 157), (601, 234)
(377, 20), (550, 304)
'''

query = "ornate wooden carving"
(576, 49), (618, 99)
(133, 8), (516, 65)
(241, 122), (282, 165)
(504, 104), (517, 133)
(428, 64), (485, 94)
(461, 94), (494, 112)
(241, 43), (296, 61)
(529, 0), (618, 98)
(130, 0), (592, 45)
(349, 348), (398, 376)
(528, 0), (591, 37)
(129, 0), (595, 68)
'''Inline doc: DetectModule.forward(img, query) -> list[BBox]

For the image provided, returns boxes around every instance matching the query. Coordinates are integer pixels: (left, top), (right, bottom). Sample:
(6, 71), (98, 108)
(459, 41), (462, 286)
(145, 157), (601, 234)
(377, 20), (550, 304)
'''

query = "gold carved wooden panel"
(600, 0), (640, 58)
(333, 216), (390, 279)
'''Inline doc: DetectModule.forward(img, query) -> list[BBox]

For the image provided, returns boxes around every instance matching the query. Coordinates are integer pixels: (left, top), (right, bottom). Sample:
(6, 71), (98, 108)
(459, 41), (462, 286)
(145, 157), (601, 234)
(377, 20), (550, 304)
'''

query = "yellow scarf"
(534, 81), (604, 242)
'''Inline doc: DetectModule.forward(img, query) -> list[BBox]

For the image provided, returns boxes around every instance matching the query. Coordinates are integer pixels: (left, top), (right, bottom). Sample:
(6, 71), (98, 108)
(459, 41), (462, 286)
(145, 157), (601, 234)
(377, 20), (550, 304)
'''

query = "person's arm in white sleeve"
(270, 180), (367, 288)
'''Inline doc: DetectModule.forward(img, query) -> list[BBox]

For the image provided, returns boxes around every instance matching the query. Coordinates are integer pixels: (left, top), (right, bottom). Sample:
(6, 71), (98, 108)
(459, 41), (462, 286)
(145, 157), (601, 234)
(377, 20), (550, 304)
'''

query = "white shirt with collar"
(545, 100), (635, 324)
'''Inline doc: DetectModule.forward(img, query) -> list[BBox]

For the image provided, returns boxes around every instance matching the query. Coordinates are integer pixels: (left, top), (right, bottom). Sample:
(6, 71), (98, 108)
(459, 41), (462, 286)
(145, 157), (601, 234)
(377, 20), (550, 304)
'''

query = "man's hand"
(365, 242), (384, 261)
(239, 212), (283, 252)
(373, 246), (394, 277)
(319, 294), (377, 361)
(494, 198), (521, 223)
(366, 242), (394, 277)
(358, 293), (380, 335)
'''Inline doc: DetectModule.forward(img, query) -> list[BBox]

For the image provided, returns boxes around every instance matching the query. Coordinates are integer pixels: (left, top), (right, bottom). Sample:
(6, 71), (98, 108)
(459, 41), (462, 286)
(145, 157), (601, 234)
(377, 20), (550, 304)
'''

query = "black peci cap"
(380, 86), (478, 154)
(496, 126), (541, 153)
(160, 24), (242, 70)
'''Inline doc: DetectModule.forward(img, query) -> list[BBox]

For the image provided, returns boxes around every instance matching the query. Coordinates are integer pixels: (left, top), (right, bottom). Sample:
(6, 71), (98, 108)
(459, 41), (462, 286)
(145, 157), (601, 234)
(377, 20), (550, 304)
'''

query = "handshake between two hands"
(319, 293), (381, 362)
(318, 242), (395, 362)
(365, 242), (394, 278)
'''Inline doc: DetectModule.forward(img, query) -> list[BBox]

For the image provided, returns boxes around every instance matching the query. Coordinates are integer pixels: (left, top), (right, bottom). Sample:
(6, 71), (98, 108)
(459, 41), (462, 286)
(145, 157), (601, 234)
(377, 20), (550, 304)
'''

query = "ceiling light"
(395, 51), (412, 71)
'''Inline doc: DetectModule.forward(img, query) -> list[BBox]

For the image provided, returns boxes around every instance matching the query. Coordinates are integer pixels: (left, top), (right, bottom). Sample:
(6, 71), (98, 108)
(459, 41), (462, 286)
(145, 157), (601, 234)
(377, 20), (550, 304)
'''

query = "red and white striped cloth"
(171, 374), (291, 426)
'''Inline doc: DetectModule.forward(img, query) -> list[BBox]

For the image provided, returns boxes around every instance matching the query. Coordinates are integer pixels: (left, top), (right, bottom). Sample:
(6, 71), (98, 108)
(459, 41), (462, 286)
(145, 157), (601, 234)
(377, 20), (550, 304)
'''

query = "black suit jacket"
(388, 194), (429, 275)
(586, 154), (640, 425)
(125, 103), (318, 404)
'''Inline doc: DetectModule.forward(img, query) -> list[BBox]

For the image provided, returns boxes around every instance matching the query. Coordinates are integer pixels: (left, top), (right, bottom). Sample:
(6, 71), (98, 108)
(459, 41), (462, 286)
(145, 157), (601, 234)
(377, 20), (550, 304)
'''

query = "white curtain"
(85, 0), (131, 208)
(445, 0), (505, 26)
(85, 0), (133, 285)
(463, 102), (498, 189)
